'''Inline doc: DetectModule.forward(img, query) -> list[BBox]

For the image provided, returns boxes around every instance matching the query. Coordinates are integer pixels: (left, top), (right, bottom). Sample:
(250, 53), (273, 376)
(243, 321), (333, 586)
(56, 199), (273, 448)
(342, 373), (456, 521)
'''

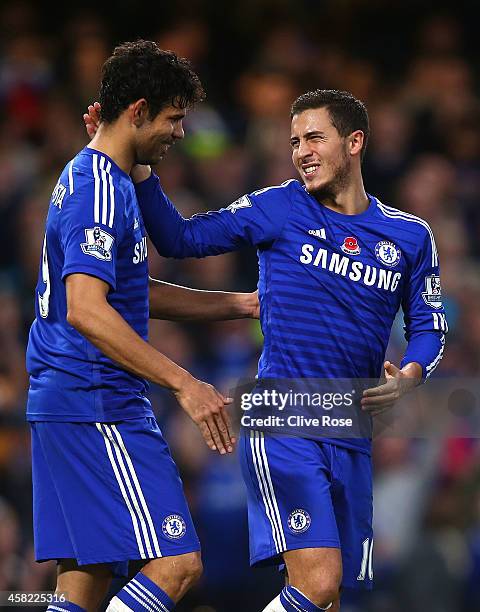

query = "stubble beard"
(306, 151), (351, 202)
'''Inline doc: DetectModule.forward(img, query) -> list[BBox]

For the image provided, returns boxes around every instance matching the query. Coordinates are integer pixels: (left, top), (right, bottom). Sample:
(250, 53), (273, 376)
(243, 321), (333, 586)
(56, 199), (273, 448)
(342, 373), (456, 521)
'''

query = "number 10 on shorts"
(357, 537), (374, 581)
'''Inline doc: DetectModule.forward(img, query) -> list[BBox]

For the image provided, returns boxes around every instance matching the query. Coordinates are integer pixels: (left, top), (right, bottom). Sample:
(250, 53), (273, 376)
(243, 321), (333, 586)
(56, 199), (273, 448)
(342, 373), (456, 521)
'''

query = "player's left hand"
(361, 361), (420, 416)
(83, 101), (101, 140)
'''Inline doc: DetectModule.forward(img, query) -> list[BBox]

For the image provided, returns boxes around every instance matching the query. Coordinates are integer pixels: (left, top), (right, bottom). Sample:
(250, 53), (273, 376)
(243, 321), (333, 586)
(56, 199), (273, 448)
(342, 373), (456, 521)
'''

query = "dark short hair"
(291, 89), (370, 160)
(99, 39), (205, 123)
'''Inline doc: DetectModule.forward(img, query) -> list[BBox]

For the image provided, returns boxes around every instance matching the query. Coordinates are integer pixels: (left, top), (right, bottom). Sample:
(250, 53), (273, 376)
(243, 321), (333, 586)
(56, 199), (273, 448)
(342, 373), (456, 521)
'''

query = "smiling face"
(134, 104), (186, 165)
(290, 107), (353, 199)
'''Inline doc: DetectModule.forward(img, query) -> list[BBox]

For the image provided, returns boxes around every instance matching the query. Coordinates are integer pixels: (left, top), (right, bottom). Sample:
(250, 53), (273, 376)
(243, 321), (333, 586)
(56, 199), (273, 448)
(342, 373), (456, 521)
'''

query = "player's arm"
(66, 273), (234, 453)
(59, 176), (234, 453)
(362, 227), (446, 416)
(134, 171), (292, 259)
(84, 102), (291, 259)
(149, 277), (259, 320)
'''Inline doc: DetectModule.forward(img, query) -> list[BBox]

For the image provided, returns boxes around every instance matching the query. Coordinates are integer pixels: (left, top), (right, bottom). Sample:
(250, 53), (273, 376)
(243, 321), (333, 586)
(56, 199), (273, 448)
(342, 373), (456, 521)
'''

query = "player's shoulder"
(59, 149), (130, 209)
(247, 178), (301, 204)
(251, 178), (301, 198)
(372, 195), (434, 239)
(71, 148), (129, 189)
(372, 196), (438, 264)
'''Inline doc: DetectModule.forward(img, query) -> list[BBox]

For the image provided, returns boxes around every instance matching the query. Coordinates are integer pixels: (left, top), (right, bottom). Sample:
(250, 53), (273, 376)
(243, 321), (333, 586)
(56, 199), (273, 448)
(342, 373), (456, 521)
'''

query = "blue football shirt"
(135, 175), (447, 452)
(26, 147), (152, 422)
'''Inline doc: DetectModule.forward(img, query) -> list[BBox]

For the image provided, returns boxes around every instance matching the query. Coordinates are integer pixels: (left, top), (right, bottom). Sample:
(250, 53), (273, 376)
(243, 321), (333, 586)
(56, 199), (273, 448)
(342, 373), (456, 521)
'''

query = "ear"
(129, 99), (150, 127)
(348, 130), (364, 158)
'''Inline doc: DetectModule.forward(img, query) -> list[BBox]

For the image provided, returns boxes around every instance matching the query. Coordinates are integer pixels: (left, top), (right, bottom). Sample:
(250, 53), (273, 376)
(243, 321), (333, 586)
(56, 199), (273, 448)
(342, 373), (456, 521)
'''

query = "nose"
(297, 139), (313, 160)
(173, 121), (185, 141)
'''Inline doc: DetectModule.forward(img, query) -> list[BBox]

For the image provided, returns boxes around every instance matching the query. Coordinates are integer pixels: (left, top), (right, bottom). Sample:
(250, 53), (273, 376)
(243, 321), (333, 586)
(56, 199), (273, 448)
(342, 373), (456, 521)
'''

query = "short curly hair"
(99, 39), (205, 123)
(291, 89), (370, 160)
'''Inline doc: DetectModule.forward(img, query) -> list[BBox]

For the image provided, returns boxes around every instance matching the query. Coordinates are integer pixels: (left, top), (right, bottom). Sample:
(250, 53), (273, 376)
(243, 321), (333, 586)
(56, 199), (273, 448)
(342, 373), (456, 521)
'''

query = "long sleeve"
(400, 226), (447, 379)
(134, 173), (294, 258)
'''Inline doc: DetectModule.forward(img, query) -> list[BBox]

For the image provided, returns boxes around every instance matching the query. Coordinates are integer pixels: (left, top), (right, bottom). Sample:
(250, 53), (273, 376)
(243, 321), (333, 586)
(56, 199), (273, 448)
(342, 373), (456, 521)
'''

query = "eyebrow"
(169, 109), (186, 119)
(290, 130), (326, 142)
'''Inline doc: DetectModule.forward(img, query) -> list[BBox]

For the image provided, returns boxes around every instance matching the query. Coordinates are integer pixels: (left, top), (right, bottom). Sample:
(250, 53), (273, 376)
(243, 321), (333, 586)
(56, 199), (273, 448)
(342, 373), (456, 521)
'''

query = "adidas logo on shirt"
(308, 228), (326, 239)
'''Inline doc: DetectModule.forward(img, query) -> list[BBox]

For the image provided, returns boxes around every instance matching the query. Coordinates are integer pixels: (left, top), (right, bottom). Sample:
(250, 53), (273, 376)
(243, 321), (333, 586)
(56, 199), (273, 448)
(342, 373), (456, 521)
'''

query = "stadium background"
(1, 1), (480, 610)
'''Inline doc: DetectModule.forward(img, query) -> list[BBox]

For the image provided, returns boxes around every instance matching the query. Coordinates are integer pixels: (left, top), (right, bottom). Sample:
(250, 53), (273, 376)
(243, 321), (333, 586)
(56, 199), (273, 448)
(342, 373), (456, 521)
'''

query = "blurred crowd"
(1, 1), (480, 610)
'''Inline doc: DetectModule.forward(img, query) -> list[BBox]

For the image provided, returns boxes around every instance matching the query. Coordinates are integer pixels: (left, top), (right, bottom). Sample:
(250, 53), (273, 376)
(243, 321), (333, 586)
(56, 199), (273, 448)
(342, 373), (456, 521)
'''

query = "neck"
(87, 122), (134, 175)
(316, 177), (369, 216)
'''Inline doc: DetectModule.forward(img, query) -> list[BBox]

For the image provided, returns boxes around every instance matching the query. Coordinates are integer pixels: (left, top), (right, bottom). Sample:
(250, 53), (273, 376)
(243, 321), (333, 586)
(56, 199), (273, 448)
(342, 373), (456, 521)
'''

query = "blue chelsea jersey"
(26, 147), (153, 422)
(134, 176), (447, 454)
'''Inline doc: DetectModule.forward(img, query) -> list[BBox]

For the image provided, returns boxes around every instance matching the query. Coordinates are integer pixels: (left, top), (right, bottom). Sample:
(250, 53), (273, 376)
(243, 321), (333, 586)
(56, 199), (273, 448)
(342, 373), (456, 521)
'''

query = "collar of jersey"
(300, 184), (377, 222)
(82, 146), (131, 180)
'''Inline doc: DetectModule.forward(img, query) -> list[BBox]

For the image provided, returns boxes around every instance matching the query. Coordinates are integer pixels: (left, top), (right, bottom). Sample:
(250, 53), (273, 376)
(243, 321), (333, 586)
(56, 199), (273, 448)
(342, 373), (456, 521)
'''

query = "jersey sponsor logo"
(81, 227), (114, 261)
(287, 509), (311, 534)
(162, 514), (186, 539)
(341, 236), (361, 255)
(308, 228), (326, 239)
(226, 195), (252, 214)
(300, 244), (402, 292)
(133, 236), (148, 264)
(422, 274), (442, 309)
(374, 240), (401, 267)
(51, 180), (67, 209)
(133, 217), (139, 230)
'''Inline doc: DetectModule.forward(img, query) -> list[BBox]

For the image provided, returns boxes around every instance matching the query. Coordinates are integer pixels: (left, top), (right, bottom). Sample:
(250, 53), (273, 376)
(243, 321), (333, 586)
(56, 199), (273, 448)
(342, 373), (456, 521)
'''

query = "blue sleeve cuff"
(133, 172), (159, 196)
(401, 331), (445, 380)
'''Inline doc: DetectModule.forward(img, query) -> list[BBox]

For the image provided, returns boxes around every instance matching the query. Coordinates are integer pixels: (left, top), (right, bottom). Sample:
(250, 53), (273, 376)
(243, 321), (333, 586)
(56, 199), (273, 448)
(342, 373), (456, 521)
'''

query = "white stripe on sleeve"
(99, 156), (109, 225)
(68, 160), (74, 194)
(105, 161), (115, 228)
(92, 155), (100, 223)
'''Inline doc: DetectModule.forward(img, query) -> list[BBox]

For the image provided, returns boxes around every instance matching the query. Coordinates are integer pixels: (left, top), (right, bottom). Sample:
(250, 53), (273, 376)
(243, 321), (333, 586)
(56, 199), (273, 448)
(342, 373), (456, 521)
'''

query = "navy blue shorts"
(31, 417), (200, 576)
(240, 431), (373, 589)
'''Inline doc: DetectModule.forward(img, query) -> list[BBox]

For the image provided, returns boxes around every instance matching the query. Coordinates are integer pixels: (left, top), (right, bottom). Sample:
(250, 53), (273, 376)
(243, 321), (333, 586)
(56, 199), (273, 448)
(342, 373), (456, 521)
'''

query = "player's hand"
(83, 101), (101, 140)
(174, 376), (235, 454)
(361, 361), (420, 416)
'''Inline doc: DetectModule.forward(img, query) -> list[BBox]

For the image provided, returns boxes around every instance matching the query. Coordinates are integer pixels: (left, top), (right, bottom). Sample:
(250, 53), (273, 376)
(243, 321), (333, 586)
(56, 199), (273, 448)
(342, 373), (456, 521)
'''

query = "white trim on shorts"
(96, 423), (162, 559)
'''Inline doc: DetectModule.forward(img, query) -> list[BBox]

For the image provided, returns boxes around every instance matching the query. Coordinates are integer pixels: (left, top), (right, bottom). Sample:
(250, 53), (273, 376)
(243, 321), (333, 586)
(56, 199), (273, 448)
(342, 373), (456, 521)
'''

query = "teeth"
(304, 166), (319, 175)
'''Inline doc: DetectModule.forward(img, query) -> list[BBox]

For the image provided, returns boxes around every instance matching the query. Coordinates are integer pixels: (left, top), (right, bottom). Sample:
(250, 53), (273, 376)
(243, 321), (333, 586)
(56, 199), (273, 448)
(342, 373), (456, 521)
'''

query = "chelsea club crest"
(374, 240), (401, 267)
(162, 514), (187, 539)
(287, 509), (311, 534)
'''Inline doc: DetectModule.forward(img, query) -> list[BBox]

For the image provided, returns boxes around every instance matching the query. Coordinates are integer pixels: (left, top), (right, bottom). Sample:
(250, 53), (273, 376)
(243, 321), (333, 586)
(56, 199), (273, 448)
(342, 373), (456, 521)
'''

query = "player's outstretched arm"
(66, 273), (235, 454)
(84, 102), (290, 259)
(149, 277), (259, 320)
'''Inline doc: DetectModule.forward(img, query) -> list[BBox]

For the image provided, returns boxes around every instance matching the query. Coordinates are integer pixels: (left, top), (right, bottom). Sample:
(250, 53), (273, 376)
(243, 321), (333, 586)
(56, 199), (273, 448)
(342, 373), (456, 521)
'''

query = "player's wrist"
(228, 292), (255, 319)
(245, 291), (259, 319)
(400, 361), (423, 388)
(168, 368), (195, 394)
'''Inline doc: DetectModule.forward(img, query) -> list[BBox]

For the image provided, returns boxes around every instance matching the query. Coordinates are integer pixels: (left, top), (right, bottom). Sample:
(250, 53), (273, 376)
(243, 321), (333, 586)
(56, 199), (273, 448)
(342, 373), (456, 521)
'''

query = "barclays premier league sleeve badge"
(226, 195), (253, 214)
(422, 274), (443, 309)
(374, 240), (401, 267)
(81, 227), (114, 261)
